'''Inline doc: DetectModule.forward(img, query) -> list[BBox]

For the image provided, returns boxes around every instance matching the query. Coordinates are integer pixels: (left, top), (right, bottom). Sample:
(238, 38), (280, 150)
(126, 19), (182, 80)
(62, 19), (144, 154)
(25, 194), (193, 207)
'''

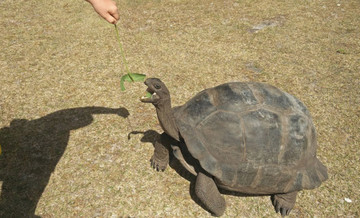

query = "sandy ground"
(0, 0), (359, 217)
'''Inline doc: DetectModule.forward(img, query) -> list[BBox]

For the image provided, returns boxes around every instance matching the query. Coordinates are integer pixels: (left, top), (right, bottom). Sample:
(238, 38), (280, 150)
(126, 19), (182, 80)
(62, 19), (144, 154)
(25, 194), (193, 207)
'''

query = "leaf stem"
(114, 24), (134, 82)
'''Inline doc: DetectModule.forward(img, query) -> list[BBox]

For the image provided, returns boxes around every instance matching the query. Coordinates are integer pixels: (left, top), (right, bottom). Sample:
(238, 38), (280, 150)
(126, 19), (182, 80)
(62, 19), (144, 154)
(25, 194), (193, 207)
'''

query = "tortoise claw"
(280, 207), (291, 217)
(271, 193), (296, 217)
(275, 202), (280, 213)
(150, 155), (167, 172)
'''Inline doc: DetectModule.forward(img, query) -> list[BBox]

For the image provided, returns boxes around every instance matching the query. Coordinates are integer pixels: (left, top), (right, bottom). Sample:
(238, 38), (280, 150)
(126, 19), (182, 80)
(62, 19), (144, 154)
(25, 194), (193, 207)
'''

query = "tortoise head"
(140, 78), (170, 105)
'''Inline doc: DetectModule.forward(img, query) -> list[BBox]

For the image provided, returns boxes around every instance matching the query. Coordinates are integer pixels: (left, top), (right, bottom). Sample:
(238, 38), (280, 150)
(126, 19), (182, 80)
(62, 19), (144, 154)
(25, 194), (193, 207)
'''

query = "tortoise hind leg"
(271, 191), (298, 216)
(195, 171), (226, 217)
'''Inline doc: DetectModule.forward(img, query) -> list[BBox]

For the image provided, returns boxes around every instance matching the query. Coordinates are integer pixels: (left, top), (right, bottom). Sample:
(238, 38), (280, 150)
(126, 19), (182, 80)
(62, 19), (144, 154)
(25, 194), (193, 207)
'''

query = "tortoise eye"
(154, 84), (161, 89)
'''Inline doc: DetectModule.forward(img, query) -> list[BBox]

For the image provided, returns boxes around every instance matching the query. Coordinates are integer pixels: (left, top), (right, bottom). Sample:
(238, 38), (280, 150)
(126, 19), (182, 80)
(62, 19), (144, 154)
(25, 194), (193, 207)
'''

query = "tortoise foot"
(271, 192), (298, 216)
(150, 133), (170, 172)
(150, 155), (168, 171)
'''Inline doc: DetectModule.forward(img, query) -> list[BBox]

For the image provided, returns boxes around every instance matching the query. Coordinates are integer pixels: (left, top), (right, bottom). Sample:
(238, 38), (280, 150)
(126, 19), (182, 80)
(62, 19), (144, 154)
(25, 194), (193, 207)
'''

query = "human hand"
(86, 0), (119, 24)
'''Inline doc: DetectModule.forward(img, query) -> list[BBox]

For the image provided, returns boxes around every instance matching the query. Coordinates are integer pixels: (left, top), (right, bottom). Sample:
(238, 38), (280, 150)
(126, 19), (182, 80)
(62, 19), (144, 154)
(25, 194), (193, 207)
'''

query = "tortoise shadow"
(128, 130), (195, 181)
(130, 129), (274, 214)
(0, 106), (129, 217)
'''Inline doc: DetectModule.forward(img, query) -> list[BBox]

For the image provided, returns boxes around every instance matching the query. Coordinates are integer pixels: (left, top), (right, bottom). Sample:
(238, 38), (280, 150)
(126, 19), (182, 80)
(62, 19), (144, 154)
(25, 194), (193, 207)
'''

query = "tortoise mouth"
(140, 85), (160, 103)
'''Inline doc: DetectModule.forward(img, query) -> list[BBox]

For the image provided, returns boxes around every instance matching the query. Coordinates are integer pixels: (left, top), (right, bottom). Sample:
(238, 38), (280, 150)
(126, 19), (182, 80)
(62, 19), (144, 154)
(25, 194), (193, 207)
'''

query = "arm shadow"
(0, 106), (129, 217)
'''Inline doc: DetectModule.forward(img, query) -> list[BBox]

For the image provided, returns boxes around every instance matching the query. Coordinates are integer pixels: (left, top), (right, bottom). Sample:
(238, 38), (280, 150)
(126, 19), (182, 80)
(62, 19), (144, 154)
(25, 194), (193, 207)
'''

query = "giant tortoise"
(140, 78), (328, 216)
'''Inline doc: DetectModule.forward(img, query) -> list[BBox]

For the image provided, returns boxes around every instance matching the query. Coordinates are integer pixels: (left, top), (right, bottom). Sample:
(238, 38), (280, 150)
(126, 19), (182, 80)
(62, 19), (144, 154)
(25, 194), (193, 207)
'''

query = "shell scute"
(180, 91), (216, 125)
(234, 163), (258, 187)
(292, 172), (304, 191)
(257, 167), (282, 189)
(197, 111), (245, 164)
(242, 109), (282, 164)
(252, 83), (294, 110)
(282, 114), (309, 165)
(213, 83), (258, 112)
(284, 92), (310, 115)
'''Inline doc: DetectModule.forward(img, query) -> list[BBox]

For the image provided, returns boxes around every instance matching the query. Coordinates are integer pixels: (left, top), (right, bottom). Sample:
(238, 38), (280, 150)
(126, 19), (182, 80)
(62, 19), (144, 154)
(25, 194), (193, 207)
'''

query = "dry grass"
(0, 0), (359, 217)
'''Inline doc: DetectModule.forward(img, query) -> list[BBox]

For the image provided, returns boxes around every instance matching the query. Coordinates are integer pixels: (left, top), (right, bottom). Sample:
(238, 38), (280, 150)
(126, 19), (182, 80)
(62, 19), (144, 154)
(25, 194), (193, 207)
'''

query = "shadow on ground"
(129, 129), (213, 214)
(0, 106), (129, 217)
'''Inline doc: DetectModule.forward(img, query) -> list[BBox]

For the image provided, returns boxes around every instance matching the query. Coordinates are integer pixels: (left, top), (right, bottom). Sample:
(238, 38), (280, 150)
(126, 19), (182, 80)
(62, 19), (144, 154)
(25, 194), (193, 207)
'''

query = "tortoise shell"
(174, 82), (328, 194)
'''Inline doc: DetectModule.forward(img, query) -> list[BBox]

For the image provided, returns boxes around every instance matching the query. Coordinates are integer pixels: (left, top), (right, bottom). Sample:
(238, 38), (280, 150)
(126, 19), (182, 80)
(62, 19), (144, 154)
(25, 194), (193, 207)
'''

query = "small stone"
(344, 198), (352, 203)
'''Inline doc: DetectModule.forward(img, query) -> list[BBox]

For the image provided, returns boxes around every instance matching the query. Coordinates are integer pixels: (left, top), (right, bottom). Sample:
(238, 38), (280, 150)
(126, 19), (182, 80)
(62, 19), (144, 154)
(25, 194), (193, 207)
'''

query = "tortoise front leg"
(151, 132), (171, 171)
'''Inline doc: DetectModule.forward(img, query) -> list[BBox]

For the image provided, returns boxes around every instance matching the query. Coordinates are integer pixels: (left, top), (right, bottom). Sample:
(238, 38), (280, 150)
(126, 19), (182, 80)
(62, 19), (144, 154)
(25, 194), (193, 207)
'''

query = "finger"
(104, 14), (117, 24)
(108, 9), (119, 23)
(110, 9), (120, 21)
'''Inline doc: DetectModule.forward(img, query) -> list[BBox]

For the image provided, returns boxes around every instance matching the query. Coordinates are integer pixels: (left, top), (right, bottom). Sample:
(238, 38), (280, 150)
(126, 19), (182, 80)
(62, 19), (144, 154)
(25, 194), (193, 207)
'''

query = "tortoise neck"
(155, 98), (179, 141)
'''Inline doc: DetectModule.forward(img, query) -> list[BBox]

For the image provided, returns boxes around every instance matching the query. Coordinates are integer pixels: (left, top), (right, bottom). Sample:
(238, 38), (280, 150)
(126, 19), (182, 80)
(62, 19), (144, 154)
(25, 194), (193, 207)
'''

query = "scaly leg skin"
(195, 171), (226, 217)
(271, 191), (298, 216)
(150, 133), (170, 171)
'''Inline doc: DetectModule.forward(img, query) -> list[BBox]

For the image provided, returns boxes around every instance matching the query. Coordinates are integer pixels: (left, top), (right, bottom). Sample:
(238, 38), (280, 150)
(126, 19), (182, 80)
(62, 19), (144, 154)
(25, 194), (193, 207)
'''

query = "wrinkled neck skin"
(154, 98), (180, 141)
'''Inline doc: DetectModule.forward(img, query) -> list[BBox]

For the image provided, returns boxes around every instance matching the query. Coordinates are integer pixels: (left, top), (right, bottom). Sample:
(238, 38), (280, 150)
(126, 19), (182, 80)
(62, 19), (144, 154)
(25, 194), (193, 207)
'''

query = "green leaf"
(145, 92), (152, 98)
(120, 73), (146, 91)
(128, 73), (146, 82)
(120, 75), (127, 91)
